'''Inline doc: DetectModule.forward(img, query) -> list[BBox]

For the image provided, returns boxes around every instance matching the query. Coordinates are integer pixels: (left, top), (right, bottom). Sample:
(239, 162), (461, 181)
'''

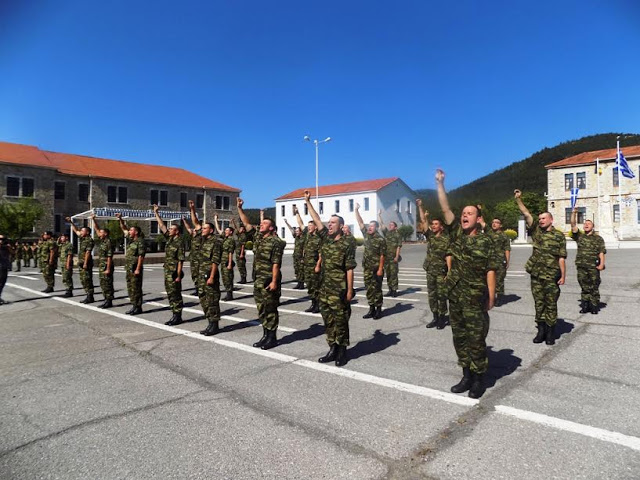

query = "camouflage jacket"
(40, 239), (56, 264)
(486, 229), (511, 262)
(249, 228), (286, 281)
(78, 236), (94, 267)
(360, 227), (386, 270)
(302, 227), (322, 265)
(164, 233), (185, 272)
(58, 242), (74, 266)
(199, 234), (222, 279)
(571, 231), (606, 269)
(525, 223), (567, 280)
(423, 229), (450, 272)
(235, 231), (248, 255)
(125, 237), (146, 271)
(318, 228), (357, 296)
(221, 235), (235, 266)
(14, 245), (22, 259)
(382, 229), (402, 259)
(445, 220), (500, 304)
(293, 234), (305, 259)
(344, 234), (357, 253)
(96, 237), (114, 267)
(190, 230), (203, 266)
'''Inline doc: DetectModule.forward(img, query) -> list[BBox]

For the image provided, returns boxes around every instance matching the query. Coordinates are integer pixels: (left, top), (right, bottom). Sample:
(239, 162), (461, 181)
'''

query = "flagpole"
(596, 157), (601, 231)
(617, 137), (622, 233)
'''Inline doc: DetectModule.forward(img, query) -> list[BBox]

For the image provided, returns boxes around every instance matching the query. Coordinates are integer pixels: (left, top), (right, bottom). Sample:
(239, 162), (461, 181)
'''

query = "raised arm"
(213, 214), (222, 235)
(304, 190), (324, 231)
(354, 203), (365, 230)
(260, 209), (265, 223)
(90, 213), (101, 233)
(435, 169), (455, 225)
(514, 190), (534, 227)
(65, 216), (81, 236)
(477, 205), (486, 231)
(231, 218), (239, 233)
(153, 204), (168, 234)
(378, 210), (387, 232)
(237, 197), (254, 231)
(294, 205), (304, 229)
(189, 199), (201, 230)
(416, 198), (429, 233)
(114, 213), (129, 236)
(570, 206), (578, 234)
(181, 217), (193, 236)
(283, 218), (295, 236)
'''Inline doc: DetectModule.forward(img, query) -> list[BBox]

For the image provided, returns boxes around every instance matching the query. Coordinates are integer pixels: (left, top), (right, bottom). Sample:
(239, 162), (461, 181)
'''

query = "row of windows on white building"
(564, 167), (640, 191)
(280, 197), (413, 217)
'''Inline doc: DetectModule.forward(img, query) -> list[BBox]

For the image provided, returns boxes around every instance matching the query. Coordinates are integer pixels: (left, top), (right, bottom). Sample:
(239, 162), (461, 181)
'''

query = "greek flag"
(615, 151), (635, 179)
(570, 187), (579, 209)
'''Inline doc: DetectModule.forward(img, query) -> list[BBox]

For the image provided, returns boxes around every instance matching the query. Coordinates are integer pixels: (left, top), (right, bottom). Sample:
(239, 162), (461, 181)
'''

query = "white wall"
(376, 180), (417, 240)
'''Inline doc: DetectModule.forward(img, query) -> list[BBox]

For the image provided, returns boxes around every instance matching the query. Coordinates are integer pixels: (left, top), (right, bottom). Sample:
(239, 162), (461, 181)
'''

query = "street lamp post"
(303, 135), (332, 208)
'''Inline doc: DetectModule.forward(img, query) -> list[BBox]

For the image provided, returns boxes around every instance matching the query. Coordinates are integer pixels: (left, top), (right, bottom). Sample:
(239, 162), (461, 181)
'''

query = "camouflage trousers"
(449, 297), (490, 374)
(384, 259), (399, 291)
(304, 262), (320, 302)
(426, 270), (448, 316)
(42, 263), (55, 289)
(319, 292), (351, 346)
(531, 275), (560, 326)
(293, 255), (304, 283)
(222, 265), (234, 292)
(190, 259), (200, 292)
(99, 263), (114, 300)
(577, 267), (601, 305)
(79, 265), (94, 295)
(363, 268), (383, 307)
(199, 276), (220, 322)
(126, 270), (143, 308)
(61, 266), (73, 291)
(14, 259), (21, 272)
(496, 264), (507, 295)
(236, 254), (247, 279)
(165, 271), (183, 313)
(254, 277), (281, 331)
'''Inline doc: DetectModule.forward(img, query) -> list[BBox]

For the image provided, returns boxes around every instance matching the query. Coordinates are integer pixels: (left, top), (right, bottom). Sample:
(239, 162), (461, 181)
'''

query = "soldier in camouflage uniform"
(479, 215), (511, 305)
(90, 215), (115, 309)
(355, 203), (386, 319)
(238, 197), (286, 350)
(215, 215), (236, 301)
(24, 243), (32, 267)
(296, 208), (322, 313)
(153, 205), (186, 325)
(58, 233), (74, 297)
(284, 214), (305, 289)
(417, 199), (451, 329)
(437, 169), (499, 399)
(305, 191), (356, 366)
(198, 222), (223, 335)
(231, 219), (248, 284)
(40, 231), (57, 293)
(570, 205), (606, 314)
(378, 210), (402, 297)
(116, 214), (146, 315)
(515, 190), (566, 346)
(32, 241), (39, 268)
(13, 241), (22, 272)
(67, 217), (95, 303)
(183, 200), (203, 293)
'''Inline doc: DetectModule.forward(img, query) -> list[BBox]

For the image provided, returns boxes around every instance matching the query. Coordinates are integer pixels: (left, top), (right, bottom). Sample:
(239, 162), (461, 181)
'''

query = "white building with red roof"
(275, 177), (417, 243)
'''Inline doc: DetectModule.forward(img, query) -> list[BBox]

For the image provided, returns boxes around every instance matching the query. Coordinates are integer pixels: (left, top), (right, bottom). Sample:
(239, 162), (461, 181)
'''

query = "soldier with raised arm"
(185, 200), (203, 293)
(153, 205), (185, 325)
(378, 210), (402, 297)
(437, 169), (499, 399)
(297, 205), (322, 313)
(231, 218), (248, 284)
(197, 220), (223, 336)
(90, 214), (115, 309)
(284, 209), (305, 290)
(570, 204), (605, 314)
(57, 234), (74, 297)
(116, 213), (146, 315)
(215, 214), (236, 301)
(238, 197), (286, 350)
(355, 203), (385, 319)
(67, 217), (95, 303)
(515, 189), (566, 345)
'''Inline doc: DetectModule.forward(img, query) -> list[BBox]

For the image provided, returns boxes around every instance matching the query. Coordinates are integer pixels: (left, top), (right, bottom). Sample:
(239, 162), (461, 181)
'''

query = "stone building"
(546, 145), (640, 241)
(0, 141), (240, 240)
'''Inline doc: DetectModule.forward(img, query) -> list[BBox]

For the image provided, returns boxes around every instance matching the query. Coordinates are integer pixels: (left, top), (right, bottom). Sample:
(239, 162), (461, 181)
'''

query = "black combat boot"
(253, 327), (268, 348)
(202, 321), (220, 336)
(311, 301), (320, 314)
(425, 314), (438, 329)
(590, 302), (599, 314)
(125, 307), (135, 314)
(335, 345), (348, 367)
(545, 324), (556, 345)
(450, 367), (473, 393)
(363, 306), (375, 319)
(64, 289), (73, 298)
(386, 289), (392, 297)
(260, 329), (278, 350)
(579, 301), (589, 314)
(436, 315), (449, 330)
(130, 306), (142, 315)
(224, 291), (233, 301)
(533, 322), (547, 343)
(239, 276), (247, 284)
(296, 281), (304, 289)
(166, 312), (183, 326)
(373, 306), (383, 320)
(305, 302), (315, 313)
(391, 290), (398, 298)
(468, 373), (486, 399)
(99, 299), (113, 309)
(43, 286), (54, 293)
(318, 344), (338, 363)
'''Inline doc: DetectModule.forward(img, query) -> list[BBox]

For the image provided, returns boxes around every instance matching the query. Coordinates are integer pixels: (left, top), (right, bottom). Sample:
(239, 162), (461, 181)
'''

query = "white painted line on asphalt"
(8, 274), (38, 281)
(495, 405), (640, 453)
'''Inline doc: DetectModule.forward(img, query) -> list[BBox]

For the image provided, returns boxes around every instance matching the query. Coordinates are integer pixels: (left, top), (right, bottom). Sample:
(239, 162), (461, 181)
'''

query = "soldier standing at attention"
(284, 211), (305, 290)
(58, 233), (74, 297)
(214, 214), (236, 301)
(231, 219), (248, 284)
(515, 189), (566, 345)
(570, 204), (606, 314)
(197, 221), (223, 336)
(378, 210), (402, 297)
(436, 169), (499, 399)
(116, 214), (146, 315)
(40, 231), (57, 293)
(182, 200), (203, 293)
(67, 217), (95, 304)
(24, 242), (32, 267)
(342, 224), (357, 252)
(417, 199), (451, 329)
(237, 197), (286, 350)
(32, 241), (39, 269)
(478, 215), (511, 306)
(304, 190), (356, 366)
(355, 203), (386, 319)
(295, 207), (322, 313)
(13, 241), (22, 272)
(90, 214), (115, 309)
(153, 205), (185, 325)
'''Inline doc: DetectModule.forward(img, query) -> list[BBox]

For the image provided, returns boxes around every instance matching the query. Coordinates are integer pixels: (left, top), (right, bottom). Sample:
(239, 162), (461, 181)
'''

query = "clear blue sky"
(1, 0), (639, 207)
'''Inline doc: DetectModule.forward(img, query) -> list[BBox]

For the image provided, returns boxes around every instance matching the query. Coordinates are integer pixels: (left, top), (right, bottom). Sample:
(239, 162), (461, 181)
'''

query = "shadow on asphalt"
(280, 297), (310, 306)
(348, 329), (400, 361)
(380, 302), (414, 317)
(554, 318), (574, 340)
(485, 347), (522, 388)
(497, 294), (521, 306)
(277, 322), (325, 346)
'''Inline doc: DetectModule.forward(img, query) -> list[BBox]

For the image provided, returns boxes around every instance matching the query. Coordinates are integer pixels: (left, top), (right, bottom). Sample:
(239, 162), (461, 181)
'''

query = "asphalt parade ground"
(1, 244), (639, 479)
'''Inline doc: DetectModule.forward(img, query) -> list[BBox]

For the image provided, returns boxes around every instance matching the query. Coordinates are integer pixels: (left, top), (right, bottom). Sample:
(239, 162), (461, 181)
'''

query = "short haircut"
(492, 218), (502, 223)
(101, 227), (110, 235)
(370, 220), (379, 228)
(131, 225), (142, 235)
(389, 221), (398, 228)
(203, 222), (215, 231)
(227, 226), (235, 233)
(263, 217), (275, 229)
(331, 215), (345, 226)
(169, 224), (182, 234)
(540, 211), (553, 220)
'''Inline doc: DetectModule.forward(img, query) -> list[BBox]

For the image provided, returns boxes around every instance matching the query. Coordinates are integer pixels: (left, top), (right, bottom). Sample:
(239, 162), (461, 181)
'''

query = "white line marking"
(8, 274), (39, 281)
(496, 405), (640, 453)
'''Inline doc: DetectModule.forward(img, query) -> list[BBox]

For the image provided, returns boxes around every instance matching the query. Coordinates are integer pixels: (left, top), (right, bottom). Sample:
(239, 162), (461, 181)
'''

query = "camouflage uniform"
(78, 236), (95, 295)
(486, 229), (511, 295)
(318, 228), (357, 346)
(445, 220), (500, 374)
(525, 223), (567, 327)
(96, 236), (114, 301)
(199, 234), (222, 323)
(40, 239), (57, 289)
(422, 228), (450, 317)
(302, 227), (322, 304)
(125, 237), (145, 308)
(361, 227), (386, 307)
(14, 244), (22, 272)
(235, 230), (248, 281)
(164, 233), (185, 314)
(571, 230), (606, 306)
(293, 233), (305, 285)
(58, 242), (74, 292)
(190, 230), (203, 291)
(381, 228), (402, 293)
(221, 235), (235, 293)
(249, 227), (286, 331)
(24, 245), (32, 267)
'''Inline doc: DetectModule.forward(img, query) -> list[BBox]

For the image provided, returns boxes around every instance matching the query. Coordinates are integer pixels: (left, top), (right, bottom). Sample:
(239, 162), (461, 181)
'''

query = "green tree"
(397, 224), (414, 242)
(493, 192), (547, 230)
(0, 199), (44, 239)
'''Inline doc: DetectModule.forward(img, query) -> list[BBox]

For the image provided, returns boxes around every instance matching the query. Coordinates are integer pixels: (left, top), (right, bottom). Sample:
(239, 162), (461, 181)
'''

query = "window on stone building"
(150, 221), (159, 235)
(613, 204), (620, 223)
(5, 177), (34, 197)
(576, 172), (586, 189)
(22, 178), (34, 197)
(319, 202), (324, 214)
(107, 185), (128, 203)
(364, 197), (370, 211)
(335, 200), (340, 213)
(196, 194), (204, 209)
(6, 176), (20, 197)
(54, 214), (62, 233)
(221, 220), (230, 231)
(215, 195), (230, 210)
(150, 189), (168, 206)
(349, 199), (354, 212)
(281, 227), (286, 239)
(78, 183), (89, 202)
(180, 192), (188, 208)
(160, 190), (168, 206)
(281, 205), (285, 216)
(565, 207), (586, 224)
(564, 173), (574, 191)
(304, 203), (308, 215)
(613, 169), (619, 187)
(54, 182), (65, 200)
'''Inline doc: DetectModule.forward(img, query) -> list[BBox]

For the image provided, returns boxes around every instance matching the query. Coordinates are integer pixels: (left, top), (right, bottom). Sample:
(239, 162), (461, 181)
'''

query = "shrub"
(504, 229), (517, 241)
(355, 238), (364, 246)
(397, 225), (414, 242)
(245, 240), (253, 250)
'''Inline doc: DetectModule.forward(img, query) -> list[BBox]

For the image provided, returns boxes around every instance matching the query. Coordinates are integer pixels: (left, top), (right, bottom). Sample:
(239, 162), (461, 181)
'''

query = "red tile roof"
(545, 145), (640, 169)
(276, 177), (402, 200)
(0, 141), (240, 192)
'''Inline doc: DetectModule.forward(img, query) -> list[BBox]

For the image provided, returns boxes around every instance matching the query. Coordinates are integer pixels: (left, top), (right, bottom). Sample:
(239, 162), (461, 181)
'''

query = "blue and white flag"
(570, 187), (579, 209)
(615, 151), (636, 179)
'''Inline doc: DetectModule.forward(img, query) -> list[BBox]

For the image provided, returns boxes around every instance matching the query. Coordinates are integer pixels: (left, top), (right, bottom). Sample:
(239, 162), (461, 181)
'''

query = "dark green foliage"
(0, 199), (44, 239)
(397, 224), (414, 242)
